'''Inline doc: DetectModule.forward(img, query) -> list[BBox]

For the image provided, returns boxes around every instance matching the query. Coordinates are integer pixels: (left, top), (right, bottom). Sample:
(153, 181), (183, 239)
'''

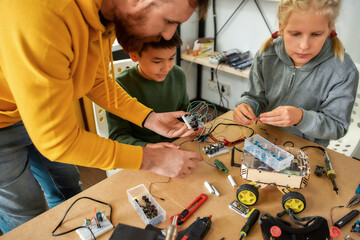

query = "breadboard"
(76, 216), (113, 240)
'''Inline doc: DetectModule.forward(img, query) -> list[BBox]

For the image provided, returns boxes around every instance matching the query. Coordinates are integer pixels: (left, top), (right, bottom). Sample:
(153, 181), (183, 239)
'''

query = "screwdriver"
(239, 209), (260, 240)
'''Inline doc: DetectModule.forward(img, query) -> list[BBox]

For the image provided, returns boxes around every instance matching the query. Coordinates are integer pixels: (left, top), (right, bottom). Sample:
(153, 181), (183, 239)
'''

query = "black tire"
(282, 192), (306, 214)
(236, 184), (259, 206)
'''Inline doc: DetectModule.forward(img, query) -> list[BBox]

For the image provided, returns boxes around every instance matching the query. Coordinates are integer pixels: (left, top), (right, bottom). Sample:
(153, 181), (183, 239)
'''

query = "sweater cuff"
(142, 110), (153, 128)
(295, 109), (317, 134)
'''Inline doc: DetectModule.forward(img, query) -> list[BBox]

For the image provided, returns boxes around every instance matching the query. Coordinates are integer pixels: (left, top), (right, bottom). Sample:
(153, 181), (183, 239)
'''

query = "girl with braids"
(234, 0), (359, 146)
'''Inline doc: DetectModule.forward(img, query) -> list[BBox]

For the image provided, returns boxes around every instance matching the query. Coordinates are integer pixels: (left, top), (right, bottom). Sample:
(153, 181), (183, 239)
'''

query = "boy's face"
(133, 47), (176, 82)
(280, 9), (331, 67)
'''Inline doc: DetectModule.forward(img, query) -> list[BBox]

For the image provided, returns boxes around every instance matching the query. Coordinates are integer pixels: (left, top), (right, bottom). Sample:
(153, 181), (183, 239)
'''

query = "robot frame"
(235, 134), (310, 214)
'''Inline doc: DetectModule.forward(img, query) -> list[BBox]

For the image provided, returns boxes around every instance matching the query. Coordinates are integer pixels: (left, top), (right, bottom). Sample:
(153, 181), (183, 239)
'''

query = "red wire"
(266, 129), (282, 145)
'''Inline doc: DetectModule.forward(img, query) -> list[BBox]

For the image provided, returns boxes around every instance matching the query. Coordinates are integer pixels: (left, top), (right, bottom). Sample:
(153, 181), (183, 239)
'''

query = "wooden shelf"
(181, 52), (250, 78)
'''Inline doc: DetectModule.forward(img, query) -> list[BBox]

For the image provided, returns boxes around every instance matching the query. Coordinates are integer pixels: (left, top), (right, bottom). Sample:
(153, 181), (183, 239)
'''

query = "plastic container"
(244, 134), (294, 171)
(127, 184), (166, 225)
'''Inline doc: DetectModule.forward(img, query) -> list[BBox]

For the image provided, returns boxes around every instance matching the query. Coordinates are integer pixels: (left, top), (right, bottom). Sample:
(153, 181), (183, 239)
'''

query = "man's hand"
(144, 111), (198, 138)
(233, 103), (259, 125)
(259, 106), (303, 127)
(141, 146), (202, 178)
(145, 142), (180, 149)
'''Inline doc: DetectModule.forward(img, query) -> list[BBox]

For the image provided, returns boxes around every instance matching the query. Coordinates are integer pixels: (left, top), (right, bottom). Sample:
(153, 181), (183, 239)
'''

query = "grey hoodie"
(238, 37), (359, 146)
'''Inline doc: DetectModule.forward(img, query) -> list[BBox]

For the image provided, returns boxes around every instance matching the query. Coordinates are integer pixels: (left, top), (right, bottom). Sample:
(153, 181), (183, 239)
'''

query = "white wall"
(180, 0), (360, 109)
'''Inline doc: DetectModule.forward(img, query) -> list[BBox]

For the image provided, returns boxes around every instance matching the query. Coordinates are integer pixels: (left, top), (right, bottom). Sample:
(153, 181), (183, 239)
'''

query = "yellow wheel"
(282, 192), (306, 214)
(236, 184), (259, 206)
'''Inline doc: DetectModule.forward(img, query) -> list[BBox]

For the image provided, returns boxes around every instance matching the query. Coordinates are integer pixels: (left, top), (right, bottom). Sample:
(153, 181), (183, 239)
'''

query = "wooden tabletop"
(2, 111), (359, 240)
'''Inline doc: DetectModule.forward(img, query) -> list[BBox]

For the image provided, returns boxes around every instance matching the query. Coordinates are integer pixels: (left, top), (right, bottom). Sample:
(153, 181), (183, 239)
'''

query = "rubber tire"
(236, 184), (259, 206)
(282, 192), (306, 214)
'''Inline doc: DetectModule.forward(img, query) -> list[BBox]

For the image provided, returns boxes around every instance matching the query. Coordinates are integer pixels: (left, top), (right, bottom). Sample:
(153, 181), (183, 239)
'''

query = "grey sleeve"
(295, 68), (359, 140)
(236, 51), (268, 117)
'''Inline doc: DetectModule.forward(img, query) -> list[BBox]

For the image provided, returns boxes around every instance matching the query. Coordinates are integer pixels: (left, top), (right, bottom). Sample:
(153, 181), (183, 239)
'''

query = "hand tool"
(322, 150), (338, 194)
(346, 184), (360, 208)
(165, 215), (178, 240)
(178, 215), (212, 240)
(302, 146), (339, 194)
(239, 208), (260, 240)
(170, 193), (208, 225)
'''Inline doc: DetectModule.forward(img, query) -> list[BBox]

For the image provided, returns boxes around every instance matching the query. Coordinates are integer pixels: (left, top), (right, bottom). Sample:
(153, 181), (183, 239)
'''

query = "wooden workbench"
(2, 111), (359, 240)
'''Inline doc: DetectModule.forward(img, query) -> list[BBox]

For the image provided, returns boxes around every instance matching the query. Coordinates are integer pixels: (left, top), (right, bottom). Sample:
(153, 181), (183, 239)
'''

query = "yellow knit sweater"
(0, 0), (152, 170)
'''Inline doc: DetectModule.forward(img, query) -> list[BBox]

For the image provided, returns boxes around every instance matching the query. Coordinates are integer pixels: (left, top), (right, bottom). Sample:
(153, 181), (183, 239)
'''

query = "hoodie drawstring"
(108, 39), (118, 108)
(98, 31), (118, 109)
(98, 31), (110, 108)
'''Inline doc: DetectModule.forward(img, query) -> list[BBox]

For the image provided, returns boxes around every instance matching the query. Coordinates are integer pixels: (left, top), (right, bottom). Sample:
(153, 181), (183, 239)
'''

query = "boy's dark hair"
(189, 0), (210, 19)
(138, 30), (183, 56)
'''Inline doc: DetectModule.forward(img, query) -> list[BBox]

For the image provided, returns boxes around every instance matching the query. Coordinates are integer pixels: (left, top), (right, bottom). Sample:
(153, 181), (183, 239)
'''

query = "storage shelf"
(181, 52), (250, 78)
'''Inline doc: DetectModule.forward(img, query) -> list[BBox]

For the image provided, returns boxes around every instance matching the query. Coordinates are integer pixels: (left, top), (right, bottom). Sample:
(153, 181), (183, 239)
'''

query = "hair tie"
(330, 30), (337, 38)
(272, 31), (279, 39)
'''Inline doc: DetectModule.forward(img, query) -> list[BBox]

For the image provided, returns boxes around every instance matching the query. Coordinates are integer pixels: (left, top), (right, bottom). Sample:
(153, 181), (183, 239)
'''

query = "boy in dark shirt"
(107, 31), (189, 147)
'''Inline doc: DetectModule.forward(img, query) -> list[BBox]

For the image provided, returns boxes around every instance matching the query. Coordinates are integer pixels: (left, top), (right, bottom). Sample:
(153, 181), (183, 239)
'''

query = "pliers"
(346, 184), (360, 208)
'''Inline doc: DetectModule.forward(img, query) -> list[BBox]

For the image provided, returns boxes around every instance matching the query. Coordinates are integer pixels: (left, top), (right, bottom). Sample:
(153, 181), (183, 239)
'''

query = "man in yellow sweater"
(0, 0), (210, 233)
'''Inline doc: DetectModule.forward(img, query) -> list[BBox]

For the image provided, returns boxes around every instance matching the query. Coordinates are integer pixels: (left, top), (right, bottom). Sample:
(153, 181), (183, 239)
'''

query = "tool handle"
(240, 209), (260, 237)
(334, 210), (360, 228)
(355, 184), (360, 194)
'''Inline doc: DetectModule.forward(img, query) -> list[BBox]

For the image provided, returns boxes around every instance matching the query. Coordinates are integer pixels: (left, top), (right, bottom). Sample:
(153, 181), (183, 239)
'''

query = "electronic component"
(334, 210), (360, 228)
(225, 51), (250, 65)
(228, 175), (237, 187)
(182, 114), (202, 130)
(214, 159), (228, 173)
(209, 49), (240, 65)
(203, 142), (229, 158)
(76, 214), (114, 240)
(204, 181), (214, 194)
(127, 184), (166, 226)
(244, 134), (294, 172)
(212, 185), (220, 197)
(234, 59), (253, 71)
(229, 200), (251, 218)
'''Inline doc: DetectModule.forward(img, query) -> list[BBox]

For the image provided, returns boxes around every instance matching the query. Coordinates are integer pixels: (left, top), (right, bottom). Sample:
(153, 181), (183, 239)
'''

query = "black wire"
(149, 177), (171, 201)
(179, 139), (196, 146)
(216, 0), (247, 36)
(253, 0), (273, 34)
(211, 0), (217, 82)
(215, 64), (229, 109)
(283, 141), (295, 147)
(213, 0), (217, 51)
(52, 196), (113, 239)
(207, 122), (255, 139)
(300, 145), (326, 153)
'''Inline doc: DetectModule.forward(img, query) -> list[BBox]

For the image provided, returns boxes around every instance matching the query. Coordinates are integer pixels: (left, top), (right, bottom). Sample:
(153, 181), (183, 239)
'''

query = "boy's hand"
(233, 103), (259, 125)
(145, 142), (180, 149)
(144, 111), (196, 138)
(141, 146), (202, 178)
(260, 106), (303, 127)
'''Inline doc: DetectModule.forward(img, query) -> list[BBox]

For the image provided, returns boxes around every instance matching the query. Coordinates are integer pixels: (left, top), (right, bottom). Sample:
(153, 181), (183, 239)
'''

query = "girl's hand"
(259, 106), (303, 127)
(233, 103), (259, 125)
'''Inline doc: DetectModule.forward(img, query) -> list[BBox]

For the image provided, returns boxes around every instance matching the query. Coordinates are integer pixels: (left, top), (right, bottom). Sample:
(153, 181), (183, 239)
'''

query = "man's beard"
(114, 19), (161, 53)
